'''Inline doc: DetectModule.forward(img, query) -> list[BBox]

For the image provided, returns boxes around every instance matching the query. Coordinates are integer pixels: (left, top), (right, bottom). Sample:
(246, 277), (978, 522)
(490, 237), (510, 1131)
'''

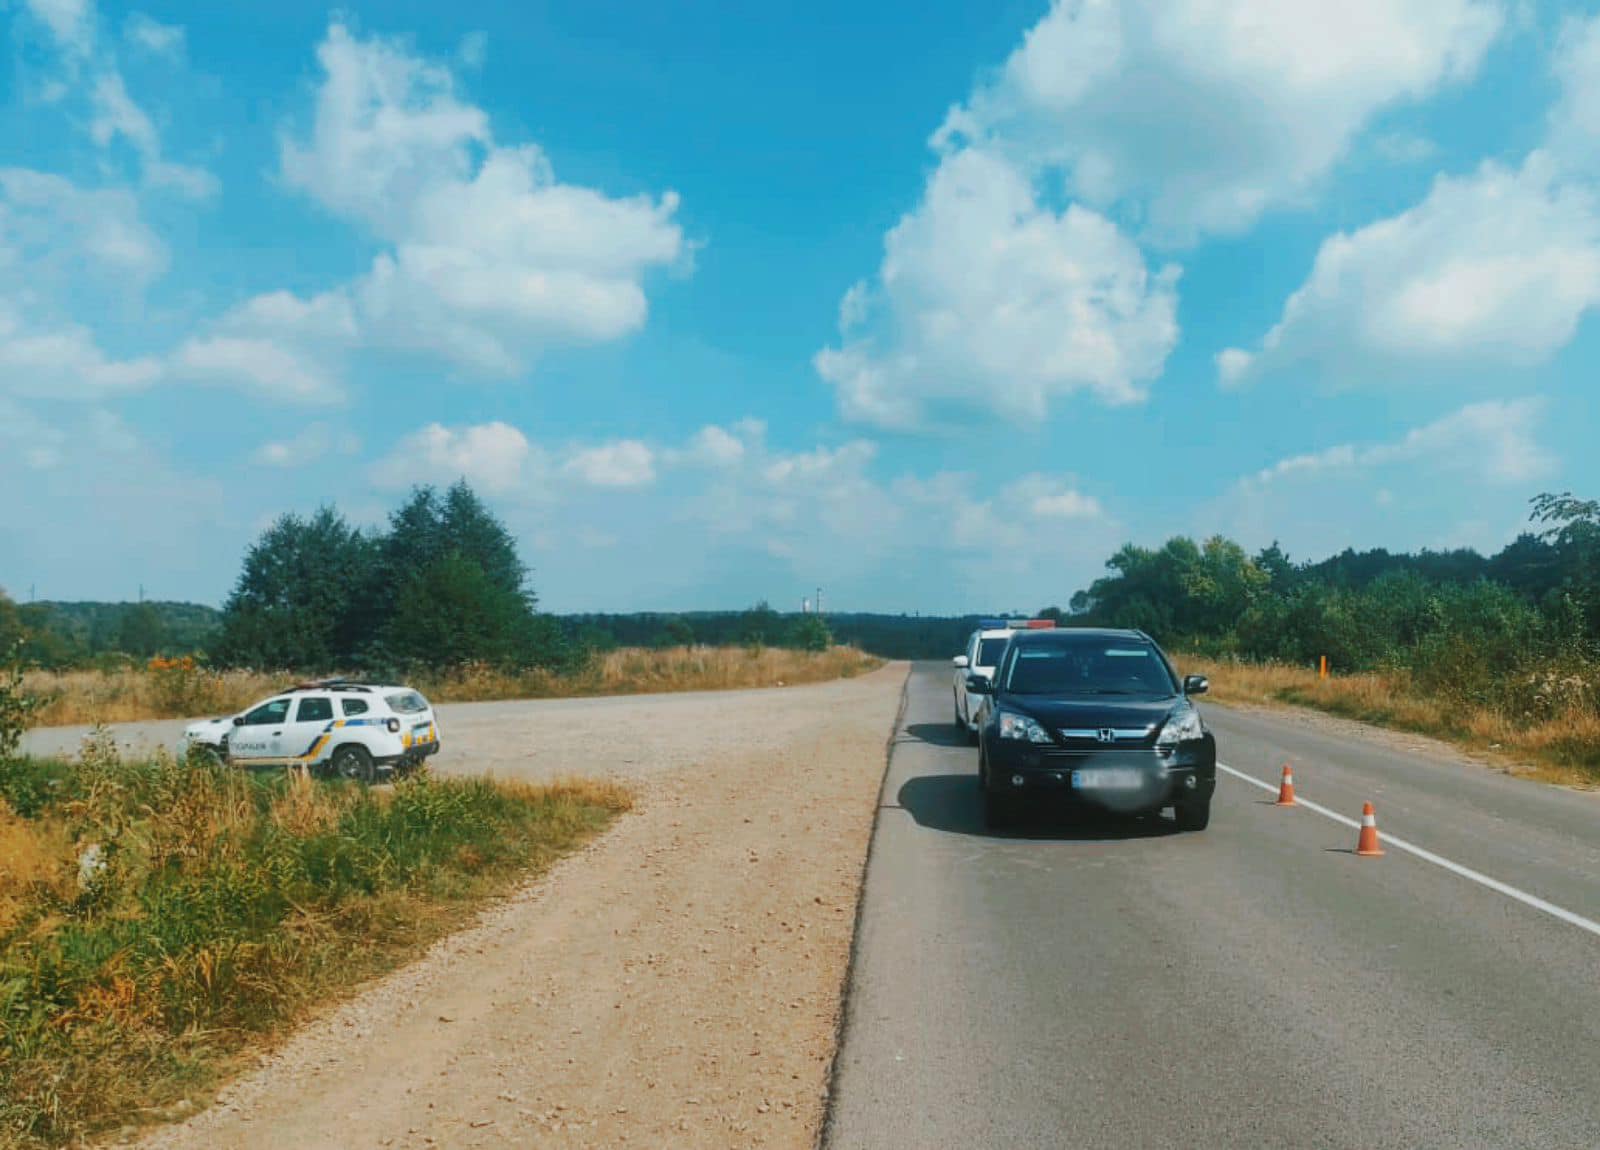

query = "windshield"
(976, 638), (1009, 667)
(1003, 642), (1178, 697)
(385, 691), (430, 715)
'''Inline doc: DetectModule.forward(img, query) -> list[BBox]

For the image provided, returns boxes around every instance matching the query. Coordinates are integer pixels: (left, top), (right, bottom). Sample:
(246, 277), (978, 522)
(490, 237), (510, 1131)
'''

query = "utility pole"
(138, 583), (145, 604)
(816, 587), (823, 617)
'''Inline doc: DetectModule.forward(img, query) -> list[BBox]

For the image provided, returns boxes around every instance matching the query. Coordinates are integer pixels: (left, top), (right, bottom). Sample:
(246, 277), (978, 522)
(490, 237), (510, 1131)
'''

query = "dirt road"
(129, 664), (907, 1150)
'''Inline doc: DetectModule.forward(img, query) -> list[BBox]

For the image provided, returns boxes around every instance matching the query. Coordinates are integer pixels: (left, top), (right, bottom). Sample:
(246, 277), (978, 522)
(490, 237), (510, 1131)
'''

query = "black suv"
(966, 628), (1216, 831)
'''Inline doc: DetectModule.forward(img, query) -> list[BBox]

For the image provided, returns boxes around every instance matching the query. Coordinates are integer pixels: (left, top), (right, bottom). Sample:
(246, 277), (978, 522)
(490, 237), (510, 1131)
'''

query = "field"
(1183, 655), (1600, 786)
(0, 735), (630, 1150)
(20, 646), (884, 727)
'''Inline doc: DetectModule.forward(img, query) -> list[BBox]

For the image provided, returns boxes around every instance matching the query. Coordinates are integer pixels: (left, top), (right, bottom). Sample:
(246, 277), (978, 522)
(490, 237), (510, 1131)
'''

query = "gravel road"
(104, 664), (909, 1150)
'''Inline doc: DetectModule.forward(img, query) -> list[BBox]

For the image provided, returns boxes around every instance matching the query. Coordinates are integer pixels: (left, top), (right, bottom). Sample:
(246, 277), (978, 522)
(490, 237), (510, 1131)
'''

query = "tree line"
(1066, 492), (1600, 715)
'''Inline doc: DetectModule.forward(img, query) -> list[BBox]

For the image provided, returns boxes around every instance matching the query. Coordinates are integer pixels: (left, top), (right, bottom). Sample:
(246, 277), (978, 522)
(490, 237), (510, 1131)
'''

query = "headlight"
(997, 711), (1053, 744)
(1157, 707), (1205, 749)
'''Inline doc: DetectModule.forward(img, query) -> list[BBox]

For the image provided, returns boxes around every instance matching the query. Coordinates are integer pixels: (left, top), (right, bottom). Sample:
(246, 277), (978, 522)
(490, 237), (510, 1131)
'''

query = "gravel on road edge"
(128, 662), (910, 1150)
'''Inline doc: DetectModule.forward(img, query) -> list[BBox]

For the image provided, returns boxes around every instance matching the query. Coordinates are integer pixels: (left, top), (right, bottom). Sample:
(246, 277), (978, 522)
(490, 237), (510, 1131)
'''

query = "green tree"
(788, 614), (832, 652)
(216, 507), (374, 668)
(661, 617), (695, 647)
(388, 553), (533, 668)
(116, 603), (169, 658)
(0, 590), (22, 652)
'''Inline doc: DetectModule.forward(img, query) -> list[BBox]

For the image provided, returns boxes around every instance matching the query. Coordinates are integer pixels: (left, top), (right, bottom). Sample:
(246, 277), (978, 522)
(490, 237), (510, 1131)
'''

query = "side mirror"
(966, 675), (994, 695)
(232, 716), (245, 726)
(952, 655), (970, 669)
(1183, 674), (1209, 696)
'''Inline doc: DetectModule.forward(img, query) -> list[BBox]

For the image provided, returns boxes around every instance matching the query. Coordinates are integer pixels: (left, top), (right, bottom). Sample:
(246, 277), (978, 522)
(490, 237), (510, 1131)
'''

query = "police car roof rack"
(287, 677), (374, 693)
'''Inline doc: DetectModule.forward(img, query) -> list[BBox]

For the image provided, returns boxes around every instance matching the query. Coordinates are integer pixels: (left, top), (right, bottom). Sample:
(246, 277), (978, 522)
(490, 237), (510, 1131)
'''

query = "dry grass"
(417, 644), (884, 703)
(0, 743), (631, 1149)
(22, 646), (884, 728)
(1181, 655), (1600, 787)
(22, 666), (281, 727)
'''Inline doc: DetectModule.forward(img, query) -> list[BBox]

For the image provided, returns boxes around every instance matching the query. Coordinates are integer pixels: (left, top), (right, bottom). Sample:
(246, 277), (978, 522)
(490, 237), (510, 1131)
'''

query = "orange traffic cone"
(1355, 801), (1384, 857)
(1275, 763), (1297, 806)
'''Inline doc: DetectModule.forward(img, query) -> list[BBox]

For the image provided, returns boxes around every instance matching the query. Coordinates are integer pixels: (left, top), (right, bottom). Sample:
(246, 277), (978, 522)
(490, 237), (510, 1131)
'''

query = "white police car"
(182, 679), (441, 782)
(953, 619), (1057, 740)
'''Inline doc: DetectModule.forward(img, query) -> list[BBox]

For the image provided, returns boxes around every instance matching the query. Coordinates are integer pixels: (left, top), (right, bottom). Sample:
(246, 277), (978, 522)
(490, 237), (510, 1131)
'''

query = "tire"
(982, 788), (1015, 831)
(1173, 798), (1211, 832)
(330, 744), (376, 784)
(954, 692), (966, 732)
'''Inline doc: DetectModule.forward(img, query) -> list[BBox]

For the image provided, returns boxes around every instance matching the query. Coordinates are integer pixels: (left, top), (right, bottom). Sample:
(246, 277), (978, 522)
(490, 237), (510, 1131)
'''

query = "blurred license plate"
(1071, 768), (1143, 789)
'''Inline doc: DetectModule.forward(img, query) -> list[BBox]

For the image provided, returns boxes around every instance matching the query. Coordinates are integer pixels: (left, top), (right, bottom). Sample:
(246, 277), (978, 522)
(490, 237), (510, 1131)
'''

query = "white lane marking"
(1217, 761), (1600, 941)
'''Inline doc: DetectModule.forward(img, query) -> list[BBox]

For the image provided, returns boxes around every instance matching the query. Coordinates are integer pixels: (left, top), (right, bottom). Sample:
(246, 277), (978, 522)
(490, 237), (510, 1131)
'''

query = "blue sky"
(2, 0), (1597, 614)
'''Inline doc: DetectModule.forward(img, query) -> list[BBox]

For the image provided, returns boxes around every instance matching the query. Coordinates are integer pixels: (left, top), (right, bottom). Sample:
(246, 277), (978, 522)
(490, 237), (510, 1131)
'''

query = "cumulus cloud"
(280, 24), (685, 377)
(564, 440), (657, 489)
(1219, 156), (1600, 386)
(941, 0), (1503, 243)
(370, 422), (538, 495)
(1224, 13), (1600, 389)
(0, 306), (161, 400)
(816, 148), (1179, 428)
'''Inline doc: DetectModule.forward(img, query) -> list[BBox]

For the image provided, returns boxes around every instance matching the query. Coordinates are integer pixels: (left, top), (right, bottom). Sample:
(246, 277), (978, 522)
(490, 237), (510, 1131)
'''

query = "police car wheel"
(954, 693), (965, 731)
(332, 744), (375, 784)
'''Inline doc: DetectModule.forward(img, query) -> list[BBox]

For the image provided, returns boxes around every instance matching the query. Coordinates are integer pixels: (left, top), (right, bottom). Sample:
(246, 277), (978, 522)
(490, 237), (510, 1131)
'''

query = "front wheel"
(1173, 798), (1211, 832)
(954, 692), (966, 732)
(331, 744), (376, 784)
(982, 788), (1015, 831)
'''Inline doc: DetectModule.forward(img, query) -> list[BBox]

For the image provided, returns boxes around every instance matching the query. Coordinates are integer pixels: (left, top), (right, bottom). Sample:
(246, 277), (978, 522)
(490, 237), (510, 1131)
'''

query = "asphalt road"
(823, 663), (1600, 1150)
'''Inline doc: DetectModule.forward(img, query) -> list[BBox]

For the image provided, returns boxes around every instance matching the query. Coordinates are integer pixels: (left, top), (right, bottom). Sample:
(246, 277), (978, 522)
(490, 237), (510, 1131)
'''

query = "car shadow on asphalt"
(893, 773), (1181, 841)
(902, 722), (976, 749)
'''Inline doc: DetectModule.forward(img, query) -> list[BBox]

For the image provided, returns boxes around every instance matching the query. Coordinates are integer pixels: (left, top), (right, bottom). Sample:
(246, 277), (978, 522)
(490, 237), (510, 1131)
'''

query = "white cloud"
(816, 148), (1179, 428)
(941, 0), (1503, 243)
(1214, 400), (1555, 559)
(18, 1), (215, 200)
(1221, 154), (1600, 386)
(252, 423), (361, 468)
(564, 440), (657, 489)
(0, 167), (167, 288)
(0, 307), (160, 400)
(1239, 399), (1553, 489)
(22, 0), (94, 57)
(168, 336), (344, 406)
(89, 70), (157, 154)
(281, 24), (684, 377)
(370, 421), (537, 495)
(124, 13), (184, 59)
(1227, 12), (1600, 388)
(683, 424), (749, 468)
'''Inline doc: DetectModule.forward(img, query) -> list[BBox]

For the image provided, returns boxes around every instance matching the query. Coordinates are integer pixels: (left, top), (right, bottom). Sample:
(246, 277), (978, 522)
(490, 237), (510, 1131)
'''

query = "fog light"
(1011, 774), (1024, 787)
(1184, 773), (1197, 790)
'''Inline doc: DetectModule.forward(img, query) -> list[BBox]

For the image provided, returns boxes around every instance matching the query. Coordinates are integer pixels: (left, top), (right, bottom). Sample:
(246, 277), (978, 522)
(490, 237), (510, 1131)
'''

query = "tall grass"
(22, 646), (884, 727)
(1184, 655), (1600, 786)
(0, 735), (630, 1149)
(418, 644), (883, 703)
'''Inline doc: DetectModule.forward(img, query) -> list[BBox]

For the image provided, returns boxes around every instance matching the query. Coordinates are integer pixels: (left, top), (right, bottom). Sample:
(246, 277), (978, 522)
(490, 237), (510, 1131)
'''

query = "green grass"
(0, 736), (630, 1149)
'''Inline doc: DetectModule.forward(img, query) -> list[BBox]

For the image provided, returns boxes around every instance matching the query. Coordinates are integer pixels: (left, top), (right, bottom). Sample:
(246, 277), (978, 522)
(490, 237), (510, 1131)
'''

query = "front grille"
(1036, 747), (1166, 765)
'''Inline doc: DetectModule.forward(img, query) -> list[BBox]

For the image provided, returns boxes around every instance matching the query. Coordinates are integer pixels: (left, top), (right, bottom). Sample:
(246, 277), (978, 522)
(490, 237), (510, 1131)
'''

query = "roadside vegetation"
(1071, 492), (1600, 782)
(0, 722), (630, 1149)
(19, 645), (883, 727)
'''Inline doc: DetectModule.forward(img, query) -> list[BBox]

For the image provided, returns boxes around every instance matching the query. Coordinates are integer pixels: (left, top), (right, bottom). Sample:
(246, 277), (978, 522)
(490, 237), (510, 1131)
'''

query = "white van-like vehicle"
(953, 619), (1058, 740)
(182, 679), (440, 782)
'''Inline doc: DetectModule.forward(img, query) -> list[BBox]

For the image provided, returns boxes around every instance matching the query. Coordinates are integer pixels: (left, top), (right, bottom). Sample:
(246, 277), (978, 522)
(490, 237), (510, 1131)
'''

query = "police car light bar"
(978, 618), (1057, 630)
